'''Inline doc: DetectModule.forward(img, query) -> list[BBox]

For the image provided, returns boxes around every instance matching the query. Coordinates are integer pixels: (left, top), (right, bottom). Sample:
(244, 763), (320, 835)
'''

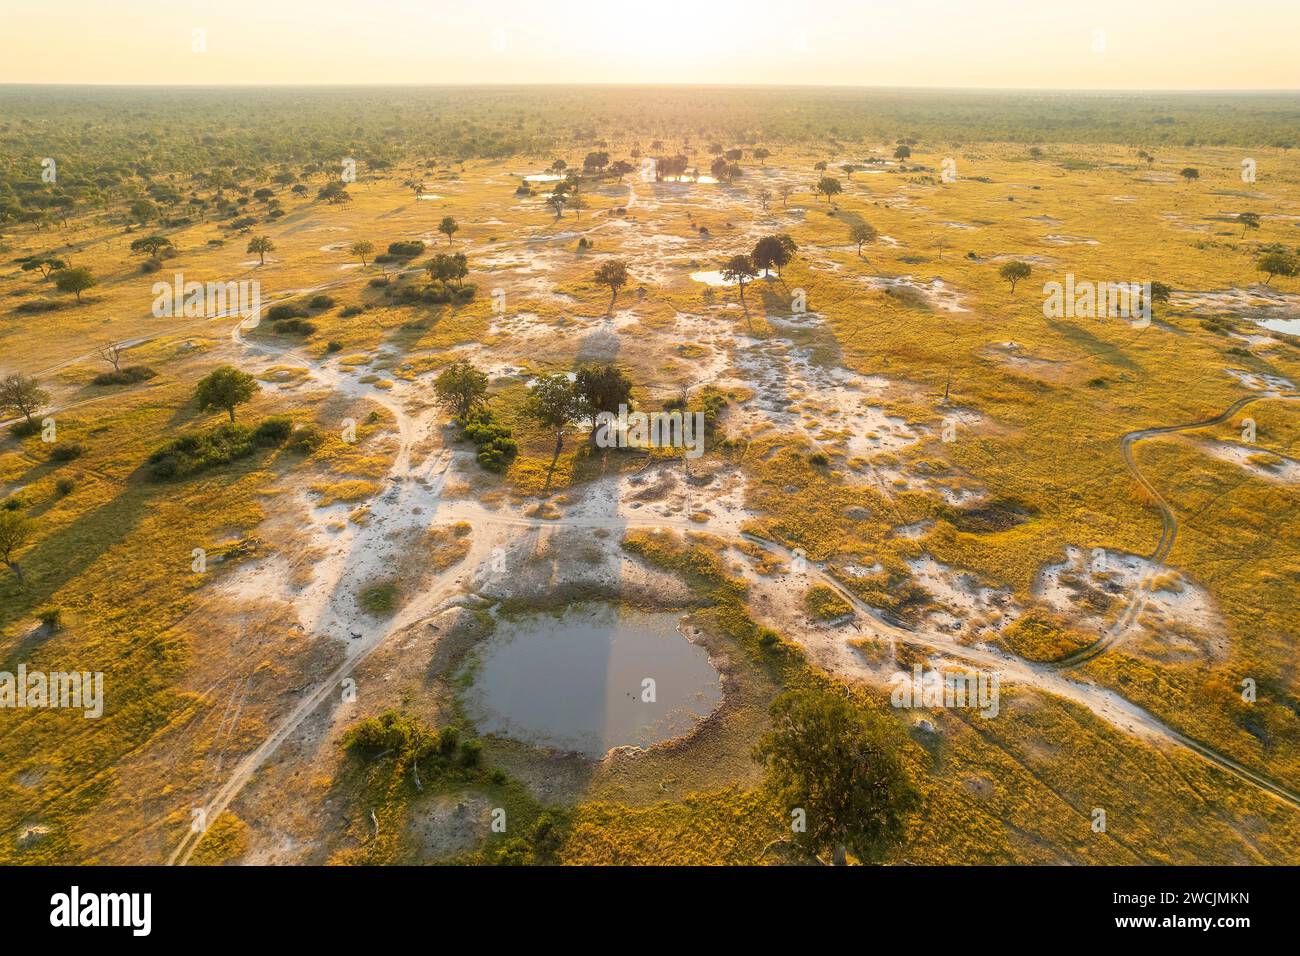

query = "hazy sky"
(2, 0), (1297, 89)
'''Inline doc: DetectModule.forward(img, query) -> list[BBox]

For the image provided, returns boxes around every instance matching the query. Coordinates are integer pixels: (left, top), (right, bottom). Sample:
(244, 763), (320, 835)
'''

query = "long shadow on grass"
(1045, 318), (1145, 374)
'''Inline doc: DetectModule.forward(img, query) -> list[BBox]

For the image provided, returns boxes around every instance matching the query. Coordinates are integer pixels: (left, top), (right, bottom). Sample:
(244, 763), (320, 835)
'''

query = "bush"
(92, 365), (157, 386)
(147, 422), (257, 480)
(15, 300), (61, 314)
(286, 425), (325, 454)
(457, 410), (517, 472)
(49, 442), (83, 462)
(367, 276), (390, 287)
(251, 415), (293, 446)
(55, 477), (76, 496)
(459, 739), (482, 767)
(385, 240), (425, 258)
(326, 340), (343, 353)
(265, 303), (308, 322)
(308, 294), (335, 310)
(8, 419), (40, 438)
(808, 451), (829, 467)
(804, 583), (853, 621)
(437, 725), (460, 755)
(340, 306), (363, 318)
(359, 581), (399, 616)
(37, 607), (63, 631)
(271, 318), (316, 336)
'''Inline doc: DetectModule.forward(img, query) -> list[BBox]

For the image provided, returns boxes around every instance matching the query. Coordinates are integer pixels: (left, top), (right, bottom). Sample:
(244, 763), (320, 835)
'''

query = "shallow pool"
(461, 604), (722, 758)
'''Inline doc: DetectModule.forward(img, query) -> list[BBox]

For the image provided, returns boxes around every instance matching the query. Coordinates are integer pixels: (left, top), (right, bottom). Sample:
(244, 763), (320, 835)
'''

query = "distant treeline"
(1, 84), (1297, 194)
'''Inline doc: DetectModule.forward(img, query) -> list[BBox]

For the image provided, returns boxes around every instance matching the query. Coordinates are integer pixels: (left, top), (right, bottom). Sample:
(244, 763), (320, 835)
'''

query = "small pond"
(460, 604), (722, 758)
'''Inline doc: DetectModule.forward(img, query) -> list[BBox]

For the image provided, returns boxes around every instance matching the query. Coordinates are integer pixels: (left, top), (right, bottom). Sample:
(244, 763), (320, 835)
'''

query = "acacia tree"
(55, 267), (96, 303)
(753, 689), (919, 866)
(1180, 167), (1200, 184)
(195, 365), (258, 422)
(778, 183), (794, 208)
(757, 188), (772, 212)
(0, 373), (50, 429)
(850, 222), (878, 258)
(433, 358), (489, 418)
(21, 256), (66, 279)
(999, 260), (1032, 294)
(0, 511), (32, 584)
(247, 236), (275, 265)
(1238, 212), (1261, 239)
(438, 216), (459, 245)
(593, 259), (629, 308)
(546, 193), (566, 220)
(350, 240), (375, 266)
(130, 235), (173, 262)
(722, 254), (759, 305)
(1258, 251), (1298, 286)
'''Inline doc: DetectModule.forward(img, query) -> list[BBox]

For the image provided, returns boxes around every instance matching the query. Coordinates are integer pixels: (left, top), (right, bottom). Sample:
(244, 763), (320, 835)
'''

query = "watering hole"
(460, 603), (723, 758)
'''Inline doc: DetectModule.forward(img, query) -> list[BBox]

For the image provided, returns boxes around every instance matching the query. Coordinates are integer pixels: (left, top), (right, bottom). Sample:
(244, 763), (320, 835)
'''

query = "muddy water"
(461, 604), (722, 758)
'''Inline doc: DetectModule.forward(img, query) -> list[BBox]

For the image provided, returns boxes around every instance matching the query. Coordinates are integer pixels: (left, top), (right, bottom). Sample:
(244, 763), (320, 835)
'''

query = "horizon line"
(2, 81), (1299, 95)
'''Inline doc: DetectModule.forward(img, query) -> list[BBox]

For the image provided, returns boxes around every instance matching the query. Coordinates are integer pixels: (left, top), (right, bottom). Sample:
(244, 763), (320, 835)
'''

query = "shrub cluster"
(92, 365), (157, 386)
(147, 415), (306, 480)
(457, 409), (517, 471)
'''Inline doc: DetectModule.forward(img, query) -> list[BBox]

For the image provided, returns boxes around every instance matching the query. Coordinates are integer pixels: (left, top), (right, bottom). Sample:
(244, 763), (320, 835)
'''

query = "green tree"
(1238, 212), (1261, 238)
(1180, 167), (1200, 184)
(1258, 250), (1298, 285)
(130, 234), (173, 260)
(55, 266), (96, 303)
(722, 254), (759, 304)
(438, 216), (459, 245)
(350, 239), (375, 266)
(129, 199), (159, 223)
(0, 373), (50, 428)
(999, 260), (1032, 294)
(816, 176), (842, 205)
(433, 359), (489, 418)
(850, 222), (878, 258)
(247, 236), (275, 265)
(593, 259), (630, 307)
(753, 689), (919, 865)
(195, 365), (258, 422)
(427, 252), (469, 287)
(318, 181), (351, 204)
(575, 362), (633, 442)
(20, 256), (66, 279)
(893, 145), (912, 160)
(752, 235), (793, 277)
(523, 373), (582, 464)
(0, 511), (32, 584)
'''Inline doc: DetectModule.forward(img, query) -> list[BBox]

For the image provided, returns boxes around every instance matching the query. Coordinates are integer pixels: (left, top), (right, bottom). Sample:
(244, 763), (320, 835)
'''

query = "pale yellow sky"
(1, 0), (1296, 89)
